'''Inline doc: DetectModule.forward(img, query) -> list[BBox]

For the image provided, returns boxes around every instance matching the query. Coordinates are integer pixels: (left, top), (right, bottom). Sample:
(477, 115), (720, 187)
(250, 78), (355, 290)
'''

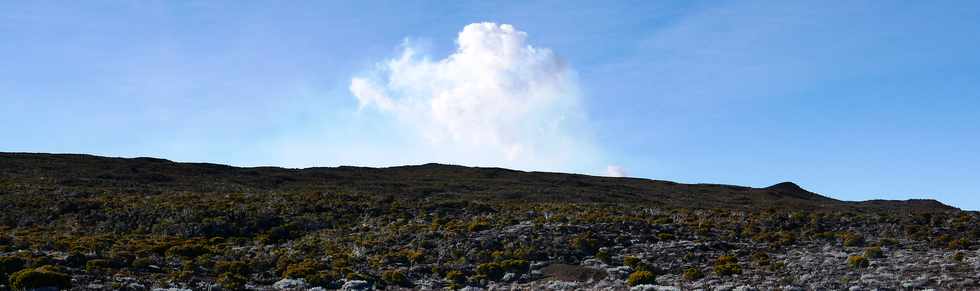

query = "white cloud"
(605, 165), (628, 177)
(349, 22), (600, 172)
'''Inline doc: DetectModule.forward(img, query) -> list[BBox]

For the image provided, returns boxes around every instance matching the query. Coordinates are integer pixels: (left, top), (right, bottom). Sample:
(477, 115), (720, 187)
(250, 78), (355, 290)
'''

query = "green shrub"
(595, 249), (611, 264)
(499, 259), (529, 273)
(713, 255), (741, 276)
(85, 259), (112, 272)
(476, 262), (504, 280)
(715, 255), (737, 266)
(215, 260), (250, 276)
(9, 265), (71, 290)
(657, 232), (675, 241)
(445, 270), (465, 284)
(467, 220), (491, 232)
(864, 246), (884, 259)
(751, 251), (770, 266)
(953, 252), (965, 262)
(842, 232), (865, 247)
(623, 256), (641, 268)
(131, 257), (154, 270)
(879, 238), (899, 246)
(217, 272), (247, 290)
(0, 256), (26, 277)
(847, 255), (869, 269)
(64, 253), (87, 268)
(626, 270), (656, 286)
(570, 232), (600, 255)
(948, 238), (971, 250)
(381, 269), (411, 287)
(165, 243), (209, 258)
(682, 267), (704, 281)
(283, 259), (321, 279)
(714, 263), (742, 276)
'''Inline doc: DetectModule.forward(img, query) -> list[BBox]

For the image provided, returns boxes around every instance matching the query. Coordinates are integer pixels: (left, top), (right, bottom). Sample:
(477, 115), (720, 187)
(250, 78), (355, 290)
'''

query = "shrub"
(595, 249), (611, 264)
(864, 246), (883, 259)
(499, 259), (529, 274)
(623, 256), (641, 268)
(948, 238), (971, 250)
(445, 270), (465, 284)
(879, 238), (899, 246)
(467, 220), (491, 232)
(217, 272), (247, 290)
(9, 265), (71, 290)
(283, 259), (321, 279)
(626, 270), (656, 286)
(714, 263), (742, 276)
(215, 260), (250, 276)
(64, 253), (87, 268)
(131, 257), (154, 270)
(381, 269), (411, 287)
(953, 252), (965, 262)
(713, 255), (741, 276)
(476, 262), (504, 280)
(682, 267), (704, 281)
(0, 256), (27, 284)
(571, 232), (600, 255)
(751, 251), (770, 266)
(0, 256), (26, 274)
(842, 232), (865, 247)
(847, 255), (869, 269)
(657, 232), (676, 241)
(165, 243), (209, 258)
(85, 259), (112, 272)
(715, 255), (737, 266)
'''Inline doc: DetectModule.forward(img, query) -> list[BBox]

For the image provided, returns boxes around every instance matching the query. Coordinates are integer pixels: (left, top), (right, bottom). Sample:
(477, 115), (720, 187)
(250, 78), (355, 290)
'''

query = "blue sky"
(2, 1), (978, 209)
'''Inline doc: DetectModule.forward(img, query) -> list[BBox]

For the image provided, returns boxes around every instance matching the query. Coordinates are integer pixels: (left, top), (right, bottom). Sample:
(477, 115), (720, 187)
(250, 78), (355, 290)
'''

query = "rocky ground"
(1, 154), (978, 290)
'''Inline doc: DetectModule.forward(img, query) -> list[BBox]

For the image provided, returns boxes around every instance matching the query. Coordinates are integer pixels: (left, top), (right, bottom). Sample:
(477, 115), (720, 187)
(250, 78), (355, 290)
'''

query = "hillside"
(0, 152), (977, 290)
(0, 153), (956, 213)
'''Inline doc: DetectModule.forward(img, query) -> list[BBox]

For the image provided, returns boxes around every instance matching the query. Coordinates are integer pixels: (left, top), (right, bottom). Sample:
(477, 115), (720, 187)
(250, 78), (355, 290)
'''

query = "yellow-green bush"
(217, 272), (247, 290)
(165, 243), (210, 258)
(445, 270), (465, 284)
(842, 232), (865, 247)
(751, 251), (770, 266)
(713, 255), (741, 276)
(864, 246), (884, 259)
(0, 255), (26, 274)
(953, 251), (965, 262)
(623, 256), (641, 268)
(626, 270), (656, 286)
(847, 255), (869, 269)
(476, 262), (504, 280)
(9, 265), (71, 290)
(85, 259), (112, 272)
(381, 269), (411, 287)
(682, 267), (704, 281)
(215, 260), (250, 276)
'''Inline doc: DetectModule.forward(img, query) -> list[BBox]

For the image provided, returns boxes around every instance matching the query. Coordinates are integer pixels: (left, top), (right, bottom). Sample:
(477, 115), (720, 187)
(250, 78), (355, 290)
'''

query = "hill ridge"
(0, 152), (958, 212)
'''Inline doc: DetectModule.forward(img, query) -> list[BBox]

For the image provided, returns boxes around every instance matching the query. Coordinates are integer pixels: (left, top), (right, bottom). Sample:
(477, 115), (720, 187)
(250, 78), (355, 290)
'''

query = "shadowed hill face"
(0, 152), (958, 212)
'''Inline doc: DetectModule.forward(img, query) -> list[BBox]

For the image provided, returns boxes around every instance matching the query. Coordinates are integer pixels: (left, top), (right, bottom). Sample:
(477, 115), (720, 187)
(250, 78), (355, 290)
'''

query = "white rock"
(341, 280), (370, 291)
(273, 278), (307, 290)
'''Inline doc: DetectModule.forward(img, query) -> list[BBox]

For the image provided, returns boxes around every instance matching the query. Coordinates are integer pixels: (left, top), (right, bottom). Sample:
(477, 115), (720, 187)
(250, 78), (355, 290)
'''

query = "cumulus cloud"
(349, 22), (601, 172)
(605, 165), (628, 177)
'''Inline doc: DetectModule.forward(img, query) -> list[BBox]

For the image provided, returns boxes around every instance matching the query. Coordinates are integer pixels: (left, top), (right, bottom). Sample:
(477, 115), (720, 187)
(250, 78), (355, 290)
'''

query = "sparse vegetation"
(683, 267), (704, 281)
(626, 270), (656, 286)
(847, 255), (869, 269)
(0, 153), (975, 289)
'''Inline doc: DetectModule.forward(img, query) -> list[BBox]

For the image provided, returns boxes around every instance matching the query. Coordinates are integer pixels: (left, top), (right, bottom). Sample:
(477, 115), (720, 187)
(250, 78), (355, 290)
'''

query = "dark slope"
(0, 152), (957, 212)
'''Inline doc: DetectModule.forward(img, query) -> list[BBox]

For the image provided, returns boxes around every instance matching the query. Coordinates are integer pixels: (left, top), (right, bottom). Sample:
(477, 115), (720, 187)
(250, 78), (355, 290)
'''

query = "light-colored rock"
(273, 278), (307, 290)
